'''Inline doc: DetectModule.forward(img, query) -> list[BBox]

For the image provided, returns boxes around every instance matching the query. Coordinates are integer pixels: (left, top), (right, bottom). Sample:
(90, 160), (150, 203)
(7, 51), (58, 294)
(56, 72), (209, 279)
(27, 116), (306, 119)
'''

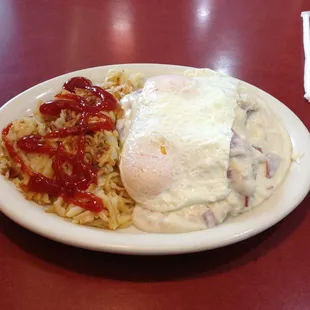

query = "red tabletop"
(1, 1), (310, 309)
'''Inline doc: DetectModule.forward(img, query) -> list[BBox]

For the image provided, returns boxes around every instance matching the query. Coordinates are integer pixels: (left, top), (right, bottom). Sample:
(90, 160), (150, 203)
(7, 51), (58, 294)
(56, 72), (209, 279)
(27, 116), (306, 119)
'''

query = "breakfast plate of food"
(0, 63), (309, 254)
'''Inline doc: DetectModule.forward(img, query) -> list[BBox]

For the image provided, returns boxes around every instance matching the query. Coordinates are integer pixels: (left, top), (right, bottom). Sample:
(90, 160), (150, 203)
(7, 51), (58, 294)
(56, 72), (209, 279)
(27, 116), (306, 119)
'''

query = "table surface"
(1, 0), (310, 309)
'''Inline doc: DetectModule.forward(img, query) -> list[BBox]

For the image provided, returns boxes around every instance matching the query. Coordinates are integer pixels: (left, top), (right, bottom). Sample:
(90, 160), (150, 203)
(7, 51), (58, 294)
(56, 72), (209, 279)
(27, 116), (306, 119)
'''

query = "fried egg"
(117, 70), (242, 232)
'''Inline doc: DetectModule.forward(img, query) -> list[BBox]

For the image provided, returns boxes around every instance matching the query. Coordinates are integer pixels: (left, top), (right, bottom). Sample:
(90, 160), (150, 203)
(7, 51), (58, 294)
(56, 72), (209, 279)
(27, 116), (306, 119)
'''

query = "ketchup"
(2, 77), (118, 213)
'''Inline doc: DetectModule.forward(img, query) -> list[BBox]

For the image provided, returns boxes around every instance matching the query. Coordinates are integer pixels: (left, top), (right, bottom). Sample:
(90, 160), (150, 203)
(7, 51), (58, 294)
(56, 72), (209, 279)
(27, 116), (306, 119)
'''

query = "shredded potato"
(0, 70), (144, 230)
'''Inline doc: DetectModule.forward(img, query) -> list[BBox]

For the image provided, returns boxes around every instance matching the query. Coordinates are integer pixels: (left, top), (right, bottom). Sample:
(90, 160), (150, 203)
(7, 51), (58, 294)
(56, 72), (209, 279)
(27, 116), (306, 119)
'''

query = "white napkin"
(302, 11), (310, 101)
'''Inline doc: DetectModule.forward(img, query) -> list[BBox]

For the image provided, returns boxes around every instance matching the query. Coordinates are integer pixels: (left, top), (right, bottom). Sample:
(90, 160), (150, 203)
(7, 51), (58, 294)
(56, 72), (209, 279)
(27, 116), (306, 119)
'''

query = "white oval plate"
(0, 64), (309, 255)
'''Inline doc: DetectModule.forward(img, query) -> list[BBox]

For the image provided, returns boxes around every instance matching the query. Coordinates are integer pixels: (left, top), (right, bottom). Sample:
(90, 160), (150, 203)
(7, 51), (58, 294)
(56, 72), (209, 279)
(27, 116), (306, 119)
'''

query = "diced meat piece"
(203, 209), (217, 228)
(266, 152), (281, 178)
(251, 147), (267, 166)
(230, 132), (250, 157)
(253, 145), (263, 153)
(228, 132), (256, 196)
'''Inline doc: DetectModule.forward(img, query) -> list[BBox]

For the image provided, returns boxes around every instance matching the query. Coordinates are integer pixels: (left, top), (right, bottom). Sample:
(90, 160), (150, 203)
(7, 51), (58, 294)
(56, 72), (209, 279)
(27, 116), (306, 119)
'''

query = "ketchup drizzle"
(2, 77), (118, 213)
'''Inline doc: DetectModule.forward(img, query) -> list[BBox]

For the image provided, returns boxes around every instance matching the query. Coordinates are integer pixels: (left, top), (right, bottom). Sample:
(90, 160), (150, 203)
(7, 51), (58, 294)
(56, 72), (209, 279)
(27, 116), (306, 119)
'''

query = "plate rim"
(0, 63), (309, 255)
